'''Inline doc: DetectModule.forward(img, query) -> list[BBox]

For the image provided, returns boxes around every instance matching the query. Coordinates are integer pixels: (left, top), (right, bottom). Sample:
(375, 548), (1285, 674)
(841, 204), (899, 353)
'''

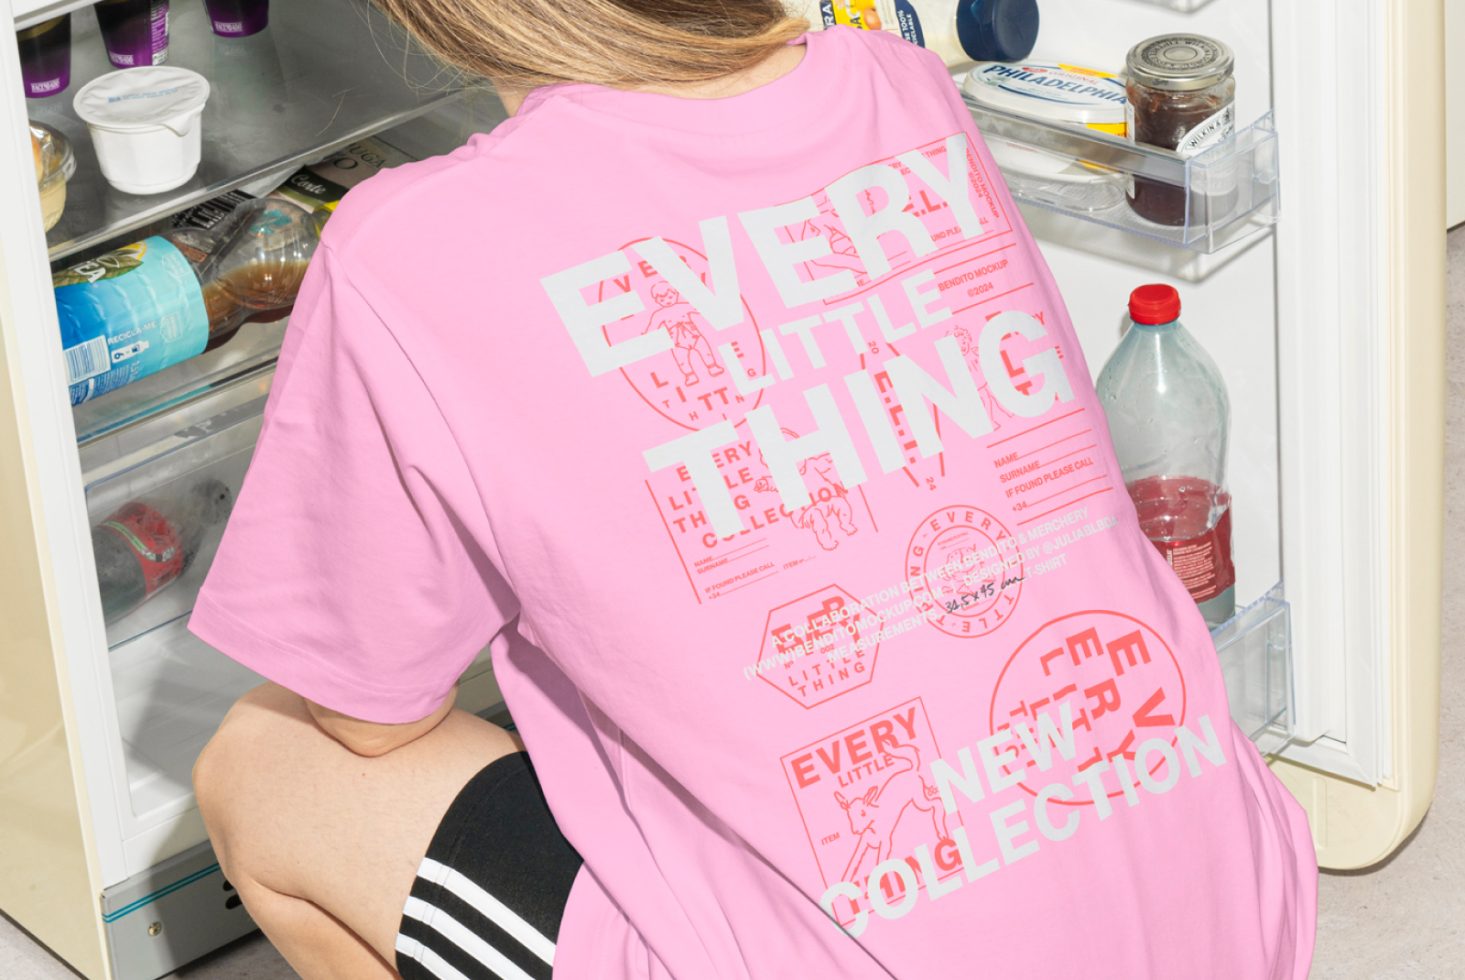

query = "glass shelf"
(22, 0), (473, 263)
(963, 93), (1280, 254)
(73, 320), (287, 447)
(65, 97), (505, 446)
(1210, 584), (1293, 756)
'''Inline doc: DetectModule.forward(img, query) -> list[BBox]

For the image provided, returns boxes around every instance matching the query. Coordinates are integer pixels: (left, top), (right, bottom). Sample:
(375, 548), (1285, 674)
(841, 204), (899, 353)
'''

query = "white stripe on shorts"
(416, 856), (556, 965)
(400, 896), (537, 980)
(395, 932), (472, 980)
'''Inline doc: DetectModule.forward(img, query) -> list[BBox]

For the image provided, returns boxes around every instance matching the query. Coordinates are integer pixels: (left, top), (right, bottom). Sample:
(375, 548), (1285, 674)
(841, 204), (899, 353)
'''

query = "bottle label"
(54, 236), (209, 406)
(816, 1), (925, 46)
(99, 502), (184, 598)
(1148, 503), (1235, 603)
(1175, 103), (1235, 157)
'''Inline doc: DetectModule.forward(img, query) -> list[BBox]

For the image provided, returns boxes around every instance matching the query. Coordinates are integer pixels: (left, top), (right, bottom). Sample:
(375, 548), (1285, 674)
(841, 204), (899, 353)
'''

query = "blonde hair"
(371, 0), (812, 90)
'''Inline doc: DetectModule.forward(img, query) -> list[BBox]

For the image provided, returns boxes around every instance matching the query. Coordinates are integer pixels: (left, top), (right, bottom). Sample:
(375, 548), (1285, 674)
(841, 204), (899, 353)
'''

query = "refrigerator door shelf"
(962, 96), (1279, 254)
(24, 0), (473, 264)
(1210, 583), (1294, 756)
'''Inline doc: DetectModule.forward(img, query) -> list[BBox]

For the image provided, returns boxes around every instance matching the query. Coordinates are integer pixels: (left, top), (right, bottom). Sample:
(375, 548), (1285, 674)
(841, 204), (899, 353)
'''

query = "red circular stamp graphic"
(597, 237), (766, 431)
(988, 610), (1189, 805)
(904, 504), (1021, 638)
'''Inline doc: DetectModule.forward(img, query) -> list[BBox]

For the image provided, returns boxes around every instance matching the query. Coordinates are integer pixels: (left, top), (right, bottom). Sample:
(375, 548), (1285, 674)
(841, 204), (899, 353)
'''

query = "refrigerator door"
(1267, 0), (1446, 870)
(979, 0), (1444, 869)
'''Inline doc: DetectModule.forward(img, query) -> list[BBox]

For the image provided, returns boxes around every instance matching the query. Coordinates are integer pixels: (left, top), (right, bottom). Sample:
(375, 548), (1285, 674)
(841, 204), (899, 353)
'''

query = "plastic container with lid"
(73, 66), (210, 195)
(29, 121), (75, 232)
(962, 61), (1127, 187)
(794, 0), (1039, 68)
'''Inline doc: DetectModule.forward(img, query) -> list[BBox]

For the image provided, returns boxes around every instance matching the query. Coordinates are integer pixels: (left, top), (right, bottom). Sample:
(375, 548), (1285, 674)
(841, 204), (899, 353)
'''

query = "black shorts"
(395, 751), (583, 980)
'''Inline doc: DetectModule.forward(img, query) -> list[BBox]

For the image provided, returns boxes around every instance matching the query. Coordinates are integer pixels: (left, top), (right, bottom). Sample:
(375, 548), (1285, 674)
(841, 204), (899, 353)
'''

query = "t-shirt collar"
(517, 29), (837, 135)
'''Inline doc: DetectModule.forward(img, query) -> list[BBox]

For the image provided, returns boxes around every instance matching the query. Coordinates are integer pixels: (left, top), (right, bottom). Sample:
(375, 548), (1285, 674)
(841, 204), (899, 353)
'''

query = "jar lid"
(1125, 35), (1234, 92)
(73, 66), (210, 133)
(955, 0), (1040, 63)
(962, 61), (1127, 126)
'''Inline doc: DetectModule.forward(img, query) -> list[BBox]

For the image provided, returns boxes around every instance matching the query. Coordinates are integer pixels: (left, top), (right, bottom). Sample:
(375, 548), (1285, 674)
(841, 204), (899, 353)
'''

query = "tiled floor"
(5, 230), (1463, 979)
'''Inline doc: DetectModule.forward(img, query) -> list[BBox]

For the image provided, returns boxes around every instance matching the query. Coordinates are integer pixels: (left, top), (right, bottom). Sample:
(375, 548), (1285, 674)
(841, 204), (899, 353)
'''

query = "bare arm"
(304, 685), (459, 758)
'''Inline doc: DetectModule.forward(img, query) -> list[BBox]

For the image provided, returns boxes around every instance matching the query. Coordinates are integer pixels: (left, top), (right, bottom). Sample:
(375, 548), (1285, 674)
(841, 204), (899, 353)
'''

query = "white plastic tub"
(73, 66), (210, 195)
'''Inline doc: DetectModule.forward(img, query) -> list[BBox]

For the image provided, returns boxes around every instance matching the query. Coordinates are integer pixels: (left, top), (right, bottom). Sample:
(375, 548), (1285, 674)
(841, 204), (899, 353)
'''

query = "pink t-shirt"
(189, 26), (1317, 978)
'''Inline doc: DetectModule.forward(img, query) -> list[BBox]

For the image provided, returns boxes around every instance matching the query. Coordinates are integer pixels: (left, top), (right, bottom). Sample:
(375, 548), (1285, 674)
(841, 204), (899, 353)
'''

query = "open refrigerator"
(0, 0), (1445, 977)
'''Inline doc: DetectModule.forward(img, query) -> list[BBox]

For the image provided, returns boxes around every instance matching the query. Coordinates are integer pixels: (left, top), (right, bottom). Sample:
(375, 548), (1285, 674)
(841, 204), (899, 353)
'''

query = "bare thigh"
(194, 681), (521, 968)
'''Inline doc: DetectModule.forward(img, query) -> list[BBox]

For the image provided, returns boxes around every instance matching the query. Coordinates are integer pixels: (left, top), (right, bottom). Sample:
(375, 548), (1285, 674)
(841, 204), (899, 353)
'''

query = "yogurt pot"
(962, 61), (1127, 182)
(73, 66), (209, 195)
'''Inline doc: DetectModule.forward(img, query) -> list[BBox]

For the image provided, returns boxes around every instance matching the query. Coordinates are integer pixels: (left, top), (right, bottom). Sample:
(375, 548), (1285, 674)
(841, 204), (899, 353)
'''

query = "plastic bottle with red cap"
(1096, 284), (1236, 627)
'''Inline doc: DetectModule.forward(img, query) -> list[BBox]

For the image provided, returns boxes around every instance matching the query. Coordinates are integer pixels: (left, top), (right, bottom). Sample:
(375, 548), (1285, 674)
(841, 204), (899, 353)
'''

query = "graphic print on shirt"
(990, 402), (1114, 525)
(988, 610), (1188, 804)
(644, 425), (879, 603)
(781, 698), (961, 927)
(904, 503), (1022, 638)
(540, 129), (1084, 631)
(597, 239), (767, 431)
(753, 584), (879, 707)
(946, 322), (1017, 434)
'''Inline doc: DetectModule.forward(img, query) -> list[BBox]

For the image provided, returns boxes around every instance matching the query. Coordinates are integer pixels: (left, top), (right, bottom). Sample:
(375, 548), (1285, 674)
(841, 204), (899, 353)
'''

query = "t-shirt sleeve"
(187, 243), (517, 724)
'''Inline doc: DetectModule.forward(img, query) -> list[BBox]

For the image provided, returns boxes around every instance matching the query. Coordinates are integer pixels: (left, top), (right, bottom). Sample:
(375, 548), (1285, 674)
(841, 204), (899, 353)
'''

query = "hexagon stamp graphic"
(755, 584), (879, 708)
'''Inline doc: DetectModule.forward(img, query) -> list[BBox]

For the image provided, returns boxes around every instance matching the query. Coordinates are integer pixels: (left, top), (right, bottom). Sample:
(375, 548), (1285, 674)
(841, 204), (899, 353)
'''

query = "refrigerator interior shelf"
(24, 0), (468, 263)
(1210, 583), (1294, 756)
(73, 320), (287, 447)
(65, 99), (507, 447)
(963, 95), (1280, 254)
(12, 0), (94, 30)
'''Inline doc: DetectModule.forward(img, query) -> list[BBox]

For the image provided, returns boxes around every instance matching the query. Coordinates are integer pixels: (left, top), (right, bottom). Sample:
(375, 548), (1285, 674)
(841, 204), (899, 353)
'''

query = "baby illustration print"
(646, 280), (726, 386)
(948, 324), (1015, 433)
(593, 237), (766, 431)
(782, 698), (962, 927)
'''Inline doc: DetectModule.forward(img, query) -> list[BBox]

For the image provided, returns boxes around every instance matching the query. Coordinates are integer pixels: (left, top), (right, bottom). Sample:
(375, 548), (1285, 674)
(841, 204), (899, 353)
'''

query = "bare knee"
(192, 682), (308, 865)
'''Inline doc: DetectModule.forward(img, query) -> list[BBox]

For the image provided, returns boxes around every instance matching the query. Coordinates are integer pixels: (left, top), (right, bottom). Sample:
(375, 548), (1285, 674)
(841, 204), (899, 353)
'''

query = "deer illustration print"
(834, 743), (948, 885)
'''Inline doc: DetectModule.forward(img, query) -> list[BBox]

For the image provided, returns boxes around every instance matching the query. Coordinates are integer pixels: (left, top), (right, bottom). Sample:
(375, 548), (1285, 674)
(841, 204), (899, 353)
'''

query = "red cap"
(1128, 284), (1181, 325)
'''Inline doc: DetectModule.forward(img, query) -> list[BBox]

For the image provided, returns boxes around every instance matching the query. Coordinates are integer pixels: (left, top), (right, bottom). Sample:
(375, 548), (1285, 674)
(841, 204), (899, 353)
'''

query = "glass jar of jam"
(1124, 35), (1237, 227)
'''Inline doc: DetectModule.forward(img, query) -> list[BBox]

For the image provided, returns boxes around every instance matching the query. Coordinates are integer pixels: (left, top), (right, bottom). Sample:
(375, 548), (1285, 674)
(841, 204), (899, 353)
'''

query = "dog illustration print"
(754, 428), (859, 550)
(833, 743), (948, 885)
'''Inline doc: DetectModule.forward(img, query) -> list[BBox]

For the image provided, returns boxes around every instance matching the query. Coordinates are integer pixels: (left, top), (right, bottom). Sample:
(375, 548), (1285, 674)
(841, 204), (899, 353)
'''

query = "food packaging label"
(270, 137), (414, 214)
(54, 237), (209, 405)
